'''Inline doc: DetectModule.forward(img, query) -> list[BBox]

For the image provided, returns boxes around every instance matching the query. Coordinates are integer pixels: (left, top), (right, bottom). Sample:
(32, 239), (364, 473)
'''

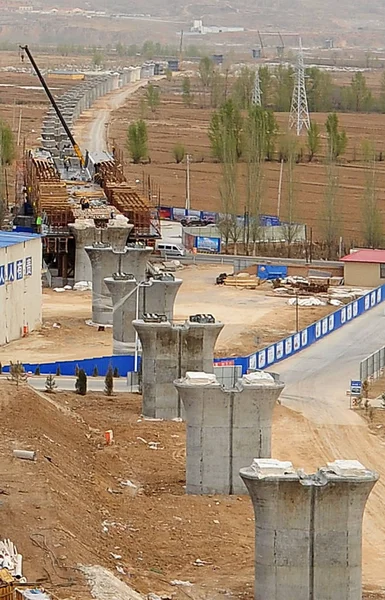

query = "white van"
(155, 241), (186, 256)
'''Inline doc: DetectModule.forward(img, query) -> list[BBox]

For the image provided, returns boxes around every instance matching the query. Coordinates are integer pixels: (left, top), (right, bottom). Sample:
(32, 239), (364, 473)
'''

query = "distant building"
(341, 249), (385, 287)
(190, 18), (244, 34)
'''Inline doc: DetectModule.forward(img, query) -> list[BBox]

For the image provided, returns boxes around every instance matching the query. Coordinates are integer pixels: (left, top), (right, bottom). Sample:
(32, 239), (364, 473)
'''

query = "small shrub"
(172, 143), (185, 164)
(92, 365), (99, 377)
(75, 369), (87, 396)
(56, 365), (61, 376)
(34, 365), (40, 375)
(104, 366), (114, 396)
(8, 361), (27, 388)
(113, 367), (120, 378)
(45, 374), (57, 393)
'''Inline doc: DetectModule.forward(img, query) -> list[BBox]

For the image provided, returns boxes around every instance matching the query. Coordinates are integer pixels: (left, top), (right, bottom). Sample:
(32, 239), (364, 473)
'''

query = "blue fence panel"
(6, 286), (385, 381)
(2, 354), (139, 377)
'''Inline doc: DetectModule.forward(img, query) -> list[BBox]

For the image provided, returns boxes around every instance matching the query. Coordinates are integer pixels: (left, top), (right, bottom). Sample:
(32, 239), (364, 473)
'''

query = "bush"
(45, 374), (57, 393)
(34, 365), (40, 375)
(56, 365), (61, 376)
(92, 365), (99, 377)
(113, 367), (120, 378)
(173, 143), (185, 164)
(75, 369), (87, 395)
(104, 366), (114, 396)
(8, 361), (27, 388)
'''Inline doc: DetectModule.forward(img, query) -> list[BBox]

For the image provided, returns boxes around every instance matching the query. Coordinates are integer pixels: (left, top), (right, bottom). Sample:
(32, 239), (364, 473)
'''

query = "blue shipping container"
(258, 265), (288, 280)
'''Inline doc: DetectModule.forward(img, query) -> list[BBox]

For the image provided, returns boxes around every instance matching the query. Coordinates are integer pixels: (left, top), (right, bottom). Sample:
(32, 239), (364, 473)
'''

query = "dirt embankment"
(1, 381), (383, 599)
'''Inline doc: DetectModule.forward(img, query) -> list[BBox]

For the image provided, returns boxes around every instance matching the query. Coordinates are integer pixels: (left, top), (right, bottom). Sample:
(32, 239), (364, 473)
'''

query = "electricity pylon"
(252, 69), (262, 106)
(289, 38), (310, 135)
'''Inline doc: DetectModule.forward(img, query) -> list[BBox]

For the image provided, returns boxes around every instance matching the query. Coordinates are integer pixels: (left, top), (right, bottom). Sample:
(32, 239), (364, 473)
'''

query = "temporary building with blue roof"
(0, 231), (42, 345)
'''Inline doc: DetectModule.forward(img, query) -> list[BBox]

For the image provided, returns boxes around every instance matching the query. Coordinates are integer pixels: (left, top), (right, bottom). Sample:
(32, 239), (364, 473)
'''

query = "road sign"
(350, 380), (362, 396)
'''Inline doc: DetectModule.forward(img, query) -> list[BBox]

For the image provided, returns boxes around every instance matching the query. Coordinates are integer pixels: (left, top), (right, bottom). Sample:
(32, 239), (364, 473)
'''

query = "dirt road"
(278, 303), (385, 586)
(74, 77), (163, 153)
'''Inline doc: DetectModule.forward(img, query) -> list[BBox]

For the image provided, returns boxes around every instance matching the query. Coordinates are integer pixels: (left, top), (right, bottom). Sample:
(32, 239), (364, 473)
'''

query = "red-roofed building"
(341, 249), (385, 287)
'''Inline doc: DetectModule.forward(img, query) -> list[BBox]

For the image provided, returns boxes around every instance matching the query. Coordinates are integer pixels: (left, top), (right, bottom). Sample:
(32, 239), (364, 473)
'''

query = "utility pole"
(277, 159), (284, 217)
(289, 38), (310, 136)
(252, 69), (262, 107)
(185, 154), (192, 211)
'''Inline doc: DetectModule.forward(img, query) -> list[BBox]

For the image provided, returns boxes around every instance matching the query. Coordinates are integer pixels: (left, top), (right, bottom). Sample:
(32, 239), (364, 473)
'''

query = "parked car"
(180, 216), (210, 227)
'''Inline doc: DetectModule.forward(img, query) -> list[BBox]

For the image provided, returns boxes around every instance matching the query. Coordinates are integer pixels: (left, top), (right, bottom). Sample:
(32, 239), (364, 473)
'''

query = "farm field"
(108, 77), (385, 246)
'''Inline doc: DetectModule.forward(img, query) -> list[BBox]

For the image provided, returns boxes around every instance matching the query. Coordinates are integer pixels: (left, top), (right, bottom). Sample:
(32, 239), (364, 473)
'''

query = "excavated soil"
(1, 381), (384, 599)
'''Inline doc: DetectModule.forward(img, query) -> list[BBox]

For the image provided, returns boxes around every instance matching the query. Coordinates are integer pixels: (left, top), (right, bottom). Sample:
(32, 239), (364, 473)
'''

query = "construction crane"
(19, 44), (86, 168)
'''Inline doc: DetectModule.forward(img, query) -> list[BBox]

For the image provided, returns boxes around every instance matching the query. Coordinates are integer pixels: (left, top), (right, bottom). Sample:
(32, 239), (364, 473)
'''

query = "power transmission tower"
(289, 39), (310, 135)
(252, 69), (262, 106)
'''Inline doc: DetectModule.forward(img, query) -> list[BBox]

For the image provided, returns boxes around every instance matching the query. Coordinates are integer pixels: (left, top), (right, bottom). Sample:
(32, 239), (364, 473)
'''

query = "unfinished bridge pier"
(174, 372), (284, 495)
(133, 316), (223, 419)
(240, 459), (378, 600)
(105, 273), (183, 355)
(69, 219), (132, 283)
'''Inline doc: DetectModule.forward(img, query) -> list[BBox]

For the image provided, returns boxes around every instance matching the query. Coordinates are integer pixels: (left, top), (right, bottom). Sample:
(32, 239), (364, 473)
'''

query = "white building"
(0, 232), (42, 346)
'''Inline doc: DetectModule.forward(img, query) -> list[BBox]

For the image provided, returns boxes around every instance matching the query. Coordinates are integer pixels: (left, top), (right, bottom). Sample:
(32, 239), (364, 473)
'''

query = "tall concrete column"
(174, 372), (284, 495)
(180, 321), (224, 373)
(104, 275), (138, 354)
(69, 220), (133, 283)
(86, 245), (153, 324)
(123, 245), (153, 282)
(141, 277), (182, 321)
(133, 318), (224, 419)
(105, 275), (183, 354)
(133, 321), (180, 416)
(240, 459), (378, 600)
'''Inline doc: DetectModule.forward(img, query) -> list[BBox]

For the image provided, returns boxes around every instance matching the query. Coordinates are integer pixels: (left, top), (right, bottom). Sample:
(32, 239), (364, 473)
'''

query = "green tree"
(104, 366), (114, 396)
(92, 365), (99, 377)
(92, 49), (104, 67)
(345, 72), (372, 112)
(116, 42), (126, 57)
(146, 83), (160, 112)
(361, 141), (383, 248)
(0, 120), (15, 165)
(210, 71), (225, 108)
(274, 65), (294, 112)
(321, 160), (340, 259)
(198, 56), (214, 105)
(258, 66), (272, 107)
(45, 374), (57, 393)
(182, 76), (193, 107)
(165, 68), (172, 82)
(282, 136), (300, 257)
(172, 143), (185, 164)
(8, 361), (27, 388)
(232, 66), (255, 109)
(307, 121), (321, 162)
(325, 113), (347, 161)
(306, 67), (333, 112)
(243, 106), (268, 254)
(75, 368), (87, 396)
(265, 111), (279, 161)
(208, 99), (243, 162)
(380, 72), (385, 113)
(126, 120), (148, 164)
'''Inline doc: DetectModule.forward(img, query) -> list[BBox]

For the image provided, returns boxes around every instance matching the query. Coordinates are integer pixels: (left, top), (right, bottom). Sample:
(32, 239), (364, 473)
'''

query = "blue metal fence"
(1, 354), (138, 377)
(3, 286), (384, 379)
(214, 284), (385, 374)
